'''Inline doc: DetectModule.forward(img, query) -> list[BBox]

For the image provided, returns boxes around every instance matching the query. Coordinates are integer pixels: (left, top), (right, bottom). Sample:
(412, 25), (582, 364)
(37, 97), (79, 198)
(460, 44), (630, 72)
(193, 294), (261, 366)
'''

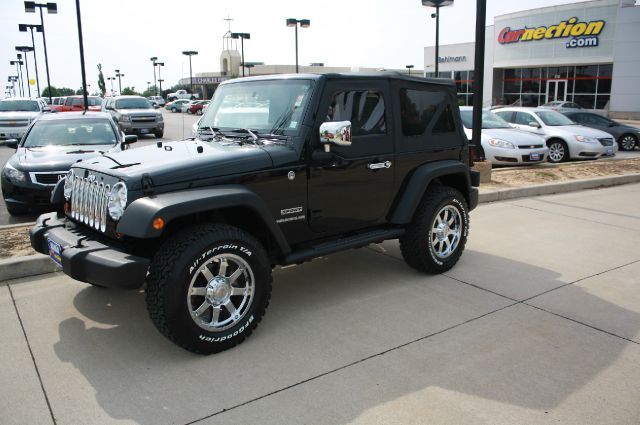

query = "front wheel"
(547, 140), (569, 163)
(618, 134), (637, 151)
(171, 107), (178, 113)
(399, 185), (469, 274)
(155, 130), (164, 138)
(146, 224), (272, 354)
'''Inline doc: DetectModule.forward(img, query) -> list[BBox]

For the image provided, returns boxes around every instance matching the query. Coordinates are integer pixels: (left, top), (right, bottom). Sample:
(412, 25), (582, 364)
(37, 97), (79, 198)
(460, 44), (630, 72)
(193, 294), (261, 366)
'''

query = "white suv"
(494, 107), (617, 163)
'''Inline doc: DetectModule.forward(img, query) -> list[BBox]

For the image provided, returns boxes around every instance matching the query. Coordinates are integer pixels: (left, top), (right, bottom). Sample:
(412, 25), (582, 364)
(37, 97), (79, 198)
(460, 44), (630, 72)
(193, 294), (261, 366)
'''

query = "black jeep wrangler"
(31, 73), (479, 354)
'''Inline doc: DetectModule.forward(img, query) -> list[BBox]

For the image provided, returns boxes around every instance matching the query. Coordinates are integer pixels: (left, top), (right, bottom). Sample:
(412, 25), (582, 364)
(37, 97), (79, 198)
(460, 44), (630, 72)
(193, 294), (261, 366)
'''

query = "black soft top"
(221, 72), (455, 87)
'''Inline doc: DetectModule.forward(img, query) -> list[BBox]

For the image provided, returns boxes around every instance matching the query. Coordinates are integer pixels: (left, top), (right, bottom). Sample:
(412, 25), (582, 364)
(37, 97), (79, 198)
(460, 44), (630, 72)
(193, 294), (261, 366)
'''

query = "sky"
(1, 0), (589, 97)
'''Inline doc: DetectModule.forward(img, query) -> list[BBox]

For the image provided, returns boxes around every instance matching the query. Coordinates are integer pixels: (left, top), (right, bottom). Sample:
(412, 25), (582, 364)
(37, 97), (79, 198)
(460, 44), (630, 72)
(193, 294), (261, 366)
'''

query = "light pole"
(245, 63), (255, 76)
(25, 2), (57, 104)
(406, 65), (414, 75)
(115, 69), (124, 94)
(16, 46), (34, 98)
(286, 18), (310, 73)
(422, 0), (453, 76)
(72, 0), (88, 110)
(150, 56), (158, 96)
(18, 24), (43, 96)
(155, 62), (164, 97)
(182, 51), (198, 93)
(10, 58), (24, 96)
(9, 76), (19, 96)
(230, 33), (250, 77)
(106, 76), (115, 96)
(471, 0), (487, 161)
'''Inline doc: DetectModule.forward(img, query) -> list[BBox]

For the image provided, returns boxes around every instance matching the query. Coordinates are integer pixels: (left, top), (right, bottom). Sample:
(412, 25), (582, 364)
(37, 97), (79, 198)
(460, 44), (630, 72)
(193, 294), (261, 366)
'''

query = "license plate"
(9, 133), (19, 138)
(48, 239), (63, 268)
(140, 128), (149, 134)
(606, 148), (613, 155)
(529, 153), (541, 161)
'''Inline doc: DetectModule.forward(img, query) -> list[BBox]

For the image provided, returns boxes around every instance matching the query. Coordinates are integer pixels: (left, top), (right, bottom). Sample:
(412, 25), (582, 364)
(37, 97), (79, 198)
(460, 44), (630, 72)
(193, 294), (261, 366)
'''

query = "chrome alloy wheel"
(548, 142), (565, 163)
(430, 205), (462, 259)
(187, 254), (254, 332)
(621, 135), (637, 151)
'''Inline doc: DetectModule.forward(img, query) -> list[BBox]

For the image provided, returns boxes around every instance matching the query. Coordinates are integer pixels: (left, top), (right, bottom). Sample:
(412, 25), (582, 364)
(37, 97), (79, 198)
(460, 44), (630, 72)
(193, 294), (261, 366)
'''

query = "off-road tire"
(399, 185), (469, 274)
(146, 224), (272, 354)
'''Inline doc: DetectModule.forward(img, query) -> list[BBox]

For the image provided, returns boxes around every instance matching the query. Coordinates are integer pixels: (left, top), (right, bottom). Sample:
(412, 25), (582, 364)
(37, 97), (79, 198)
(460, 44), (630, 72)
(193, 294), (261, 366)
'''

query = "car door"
(513, 111), (544, 135)
(308, 79), (395, 234)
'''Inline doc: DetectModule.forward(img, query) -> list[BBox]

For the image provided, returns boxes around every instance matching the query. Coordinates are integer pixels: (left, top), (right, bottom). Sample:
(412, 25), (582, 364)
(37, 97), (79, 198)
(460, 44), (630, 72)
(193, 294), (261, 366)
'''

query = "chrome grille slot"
(68, 174), (112, 233)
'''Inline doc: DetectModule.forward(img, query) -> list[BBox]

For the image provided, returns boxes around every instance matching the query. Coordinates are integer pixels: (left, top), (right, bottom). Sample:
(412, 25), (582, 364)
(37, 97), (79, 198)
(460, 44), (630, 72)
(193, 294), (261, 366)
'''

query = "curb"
(1, 174), (639, 284)
(0, 254), (58, 285)
(0, 222), (35, 230)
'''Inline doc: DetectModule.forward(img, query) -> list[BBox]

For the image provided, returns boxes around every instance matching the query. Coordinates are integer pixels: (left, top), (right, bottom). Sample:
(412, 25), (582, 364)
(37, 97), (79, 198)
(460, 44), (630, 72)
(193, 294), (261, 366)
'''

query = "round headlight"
(63, 170), (74, 200)
(108, 182), (128, 221)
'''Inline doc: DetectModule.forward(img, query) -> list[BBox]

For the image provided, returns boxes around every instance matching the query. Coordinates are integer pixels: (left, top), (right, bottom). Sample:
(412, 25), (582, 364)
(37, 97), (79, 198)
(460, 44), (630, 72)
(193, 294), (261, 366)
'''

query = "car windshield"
(199, 80), (314, 136)
(542, 102), (562, 107)
(23, 119), (118, 147)
(460, 110), (511, 129)
(0, 100), (40, 112)
(534, 110), (575, 126)
(115, 98), (152, 109)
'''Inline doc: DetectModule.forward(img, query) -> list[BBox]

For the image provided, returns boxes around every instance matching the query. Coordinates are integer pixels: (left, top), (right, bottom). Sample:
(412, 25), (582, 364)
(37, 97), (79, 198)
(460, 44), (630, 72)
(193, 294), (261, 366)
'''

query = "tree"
(58, 87), (75, 96)
(142, 85), (158, 98)
(97, 64), (106, 97)
(120, 87), (138, 95)
(41, 86), (75, 97)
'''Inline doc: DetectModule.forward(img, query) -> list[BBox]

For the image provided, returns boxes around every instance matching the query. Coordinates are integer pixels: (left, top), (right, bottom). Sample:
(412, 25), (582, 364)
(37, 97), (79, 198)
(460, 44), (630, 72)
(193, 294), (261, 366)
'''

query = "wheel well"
(161, 207), (280, 258)
(431, 173), (470, 204)
(619, 133), (638, 141)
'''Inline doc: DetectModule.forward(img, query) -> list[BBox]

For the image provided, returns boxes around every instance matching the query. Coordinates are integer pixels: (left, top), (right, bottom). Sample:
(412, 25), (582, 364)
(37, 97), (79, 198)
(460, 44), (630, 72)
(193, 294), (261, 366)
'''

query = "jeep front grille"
(70, 176), (110, 232)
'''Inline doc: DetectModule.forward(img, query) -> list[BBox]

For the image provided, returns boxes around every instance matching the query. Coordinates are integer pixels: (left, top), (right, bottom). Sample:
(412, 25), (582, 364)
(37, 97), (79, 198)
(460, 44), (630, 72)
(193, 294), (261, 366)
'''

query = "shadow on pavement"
(52, 249), (640, 424)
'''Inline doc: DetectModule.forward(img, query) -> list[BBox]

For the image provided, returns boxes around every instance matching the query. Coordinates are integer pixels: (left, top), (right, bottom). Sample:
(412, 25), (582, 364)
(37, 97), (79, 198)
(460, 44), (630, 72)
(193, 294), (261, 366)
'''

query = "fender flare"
(389, 160), (472, 224)
(117, 185), (291, 254)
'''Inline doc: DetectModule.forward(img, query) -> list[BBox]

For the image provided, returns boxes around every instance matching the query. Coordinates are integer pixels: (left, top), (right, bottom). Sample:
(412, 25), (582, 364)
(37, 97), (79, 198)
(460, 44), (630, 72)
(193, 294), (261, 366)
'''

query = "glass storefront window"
(573, 94), (596, 109)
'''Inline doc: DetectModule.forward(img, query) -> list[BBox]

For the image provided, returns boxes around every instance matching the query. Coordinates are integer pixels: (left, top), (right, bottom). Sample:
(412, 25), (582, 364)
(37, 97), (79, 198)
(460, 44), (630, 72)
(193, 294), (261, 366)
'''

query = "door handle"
(367, 161), (392, 170)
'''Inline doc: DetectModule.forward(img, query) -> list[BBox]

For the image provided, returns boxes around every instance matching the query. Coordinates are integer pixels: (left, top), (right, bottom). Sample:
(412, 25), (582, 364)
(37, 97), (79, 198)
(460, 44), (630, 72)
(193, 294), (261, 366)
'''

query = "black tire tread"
(146, 223), (272, 354)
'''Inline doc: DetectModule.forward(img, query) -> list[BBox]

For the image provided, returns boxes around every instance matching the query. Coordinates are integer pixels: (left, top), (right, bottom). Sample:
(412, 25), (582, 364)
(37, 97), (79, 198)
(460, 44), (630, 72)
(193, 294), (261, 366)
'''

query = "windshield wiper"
(225, 128), (262, 145)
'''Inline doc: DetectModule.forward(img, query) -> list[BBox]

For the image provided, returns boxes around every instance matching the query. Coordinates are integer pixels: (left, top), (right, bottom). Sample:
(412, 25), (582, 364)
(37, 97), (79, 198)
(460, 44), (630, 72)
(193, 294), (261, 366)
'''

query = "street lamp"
(422, 0), (454, 76)
(245, 63), (255, 76)
(73, 0), (88, 110)
(106, 76), (115, 96)
(155, 63), (164, 97)
(10, 58), (24, 96)
(115, 69), (124, 94)
(406, 65), (414, 75)
(18, 24), (43, 96)
(182, 50), (198, 94)
(25, 2), (57, 104)
(16, 46), (34, 98)
(150, 56), (158, 96)
(158, 79), (164, 98)
(286, 18), (310, 73)
(230, 33), (250, 77)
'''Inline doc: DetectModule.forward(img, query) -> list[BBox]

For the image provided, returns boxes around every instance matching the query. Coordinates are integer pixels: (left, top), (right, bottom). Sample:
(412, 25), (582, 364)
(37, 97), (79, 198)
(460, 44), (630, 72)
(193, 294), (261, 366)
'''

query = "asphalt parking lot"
(2, 183), (639, 425)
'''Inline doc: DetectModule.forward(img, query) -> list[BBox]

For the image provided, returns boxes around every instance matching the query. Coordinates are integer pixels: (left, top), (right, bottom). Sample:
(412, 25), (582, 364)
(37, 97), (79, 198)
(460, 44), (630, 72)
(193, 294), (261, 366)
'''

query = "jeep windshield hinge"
(141, 173), (155, 195)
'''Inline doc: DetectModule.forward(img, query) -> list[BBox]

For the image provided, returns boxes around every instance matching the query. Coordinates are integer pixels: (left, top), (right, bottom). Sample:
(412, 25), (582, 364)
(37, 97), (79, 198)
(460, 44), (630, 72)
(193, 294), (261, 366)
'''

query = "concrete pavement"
(1, 183), (639, 424)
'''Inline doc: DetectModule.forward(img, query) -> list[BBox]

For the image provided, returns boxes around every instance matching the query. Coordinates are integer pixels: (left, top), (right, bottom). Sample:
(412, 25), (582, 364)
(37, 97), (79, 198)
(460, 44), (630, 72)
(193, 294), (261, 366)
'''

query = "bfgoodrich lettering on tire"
(399, 185), (469, 274)
(146, 224), (272, 354)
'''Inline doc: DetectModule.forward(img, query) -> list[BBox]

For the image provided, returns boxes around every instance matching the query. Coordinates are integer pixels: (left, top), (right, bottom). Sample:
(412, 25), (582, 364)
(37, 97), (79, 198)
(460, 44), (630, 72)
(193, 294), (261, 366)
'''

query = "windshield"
(0, 100), (40, 112)
(542, 101), (562, 107)
(460, 110), (511, 129)
(23, 119), (118, 147)
(535, 110), (575, 126)
(115, 98), (152, 109)
(199, 80), (313, 135)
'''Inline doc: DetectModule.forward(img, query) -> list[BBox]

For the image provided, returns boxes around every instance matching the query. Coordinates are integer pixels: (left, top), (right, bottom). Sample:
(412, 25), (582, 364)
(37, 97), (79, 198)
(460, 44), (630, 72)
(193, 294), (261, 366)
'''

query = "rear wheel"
(399, 185), (469, 274)
(618, 134), (637, 151)
(547, 140), (569, 163)
(155, 130), (164, 138)
(146, 224), (272, 354)
(171, 107), (178, 113)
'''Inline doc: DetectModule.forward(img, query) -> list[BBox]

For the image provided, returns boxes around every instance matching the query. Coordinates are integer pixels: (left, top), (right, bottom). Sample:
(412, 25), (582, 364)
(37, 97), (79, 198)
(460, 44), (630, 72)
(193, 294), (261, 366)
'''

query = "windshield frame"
(198, 78), (315, 138)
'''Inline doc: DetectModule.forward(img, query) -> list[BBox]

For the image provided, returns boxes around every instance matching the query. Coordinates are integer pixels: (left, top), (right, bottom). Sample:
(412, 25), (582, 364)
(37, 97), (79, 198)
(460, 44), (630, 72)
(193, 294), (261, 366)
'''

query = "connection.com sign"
(497, 17), (605, 49)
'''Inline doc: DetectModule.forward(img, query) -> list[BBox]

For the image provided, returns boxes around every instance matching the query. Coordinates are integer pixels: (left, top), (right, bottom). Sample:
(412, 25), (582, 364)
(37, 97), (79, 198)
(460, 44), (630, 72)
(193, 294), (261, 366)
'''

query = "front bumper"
(30, 212), (149, 289)
(1, 175), (55, 209)
(0, 126), (27, 140)
(118, 121), (164, 135)
(484, 145), (548, 165)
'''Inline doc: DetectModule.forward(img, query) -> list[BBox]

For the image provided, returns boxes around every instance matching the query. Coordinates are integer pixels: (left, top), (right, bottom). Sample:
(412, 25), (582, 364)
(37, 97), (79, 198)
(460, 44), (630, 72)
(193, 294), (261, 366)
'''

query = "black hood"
(74, 139), (275, 190)
(12, 144), (117, 172)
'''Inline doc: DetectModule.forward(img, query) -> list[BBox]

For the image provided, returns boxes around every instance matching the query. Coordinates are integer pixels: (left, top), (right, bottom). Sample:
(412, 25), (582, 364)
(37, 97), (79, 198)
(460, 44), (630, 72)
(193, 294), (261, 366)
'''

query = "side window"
(494, 111), (513, 122)
(72, 98), (82, 106)
(515, 112), (535, 125)
(327, 90), (385, 136)
(399, 89), (446, 136)
(432, 104), (456, 134)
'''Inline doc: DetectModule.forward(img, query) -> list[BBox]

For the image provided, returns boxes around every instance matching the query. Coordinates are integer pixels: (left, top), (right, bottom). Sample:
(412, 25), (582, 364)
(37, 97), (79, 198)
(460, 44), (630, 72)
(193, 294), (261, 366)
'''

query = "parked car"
(167, 89), (198, 101)
(459, 107), (548, 165)
(539, 101), (583, 111)
(61, 96), (103, 112)
(104, 96), (164, 138)
(561, 111), (639, 151)
(494, 107), (617, 163)
(147, 96), (165, 108)
(49, 97), (67, 112)
(188, 100), (210, 115)
(165, 99), (190, 113)
(0, 97), (48, 141)
(1, 112), (136, 215)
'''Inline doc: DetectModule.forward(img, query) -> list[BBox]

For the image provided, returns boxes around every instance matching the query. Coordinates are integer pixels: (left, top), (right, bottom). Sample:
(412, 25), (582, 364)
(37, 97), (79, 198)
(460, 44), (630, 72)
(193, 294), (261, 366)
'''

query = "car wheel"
(618, 134), (637, 151)
(6, 203), (28, 216)
(171, 107), (177, 113)
(196, 109), (203, 115)
(547, 140), (568, 163)
(146, 224), (272, 354)
(399, 185), (469, 274)
(155, 131), (164, 138)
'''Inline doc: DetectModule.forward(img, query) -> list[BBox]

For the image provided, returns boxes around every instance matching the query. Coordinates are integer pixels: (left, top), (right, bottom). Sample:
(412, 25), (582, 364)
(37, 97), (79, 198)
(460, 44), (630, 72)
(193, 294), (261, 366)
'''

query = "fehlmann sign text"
(498, 17), (606, 49)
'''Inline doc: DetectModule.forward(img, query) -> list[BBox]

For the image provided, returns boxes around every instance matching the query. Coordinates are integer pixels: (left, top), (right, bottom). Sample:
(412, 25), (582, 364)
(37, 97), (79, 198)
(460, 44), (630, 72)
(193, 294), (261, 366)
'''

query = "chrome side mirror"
(319, 121), (352, 152)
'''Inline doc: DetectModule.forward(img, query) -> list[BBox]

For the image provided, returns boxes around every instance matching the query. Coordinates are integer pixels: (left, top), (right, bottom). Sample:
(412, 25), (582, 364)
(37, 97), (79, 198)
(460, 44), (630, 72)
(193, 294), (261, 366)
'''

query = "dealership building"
(424, 0), (640, 118)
